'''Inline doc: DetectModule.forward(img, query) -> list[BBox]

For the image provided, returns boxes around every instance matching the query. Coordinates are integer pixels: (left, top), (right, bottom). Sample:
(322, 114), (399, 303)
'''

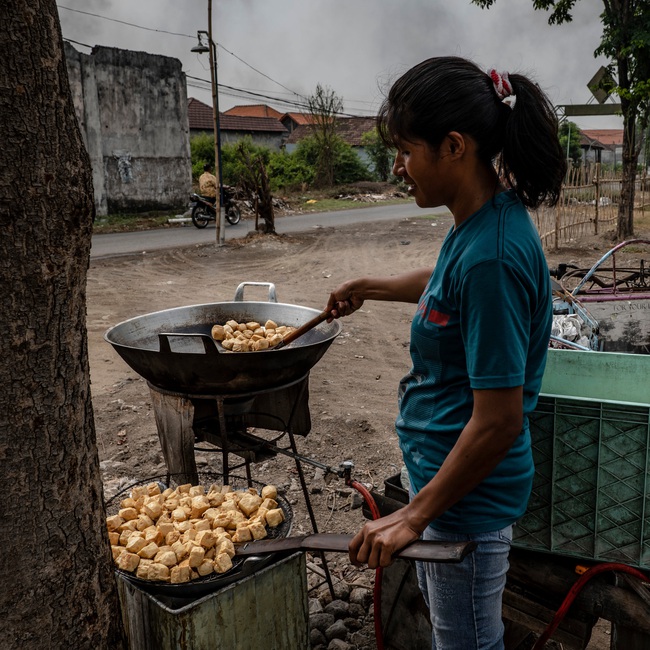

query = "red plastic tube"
(532, 562), (648, 649)
(349, 479), (385, 650)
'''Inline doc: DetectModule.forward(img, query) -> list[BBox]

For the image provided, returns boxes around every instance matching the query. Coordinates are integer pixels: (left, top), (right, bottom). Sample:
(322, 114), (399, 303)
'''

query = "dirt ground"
(88, 213), (648, 648)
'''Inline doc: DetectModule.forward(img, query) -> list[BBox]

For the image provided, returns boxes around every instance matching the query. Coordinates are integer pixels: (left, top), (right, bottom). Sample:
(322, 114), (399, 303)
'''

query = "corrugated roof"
(285, 116), (377, 146)
(580, 129), (624, 147)
(188, 97), (287, 133)
(225, 104), (283, 119)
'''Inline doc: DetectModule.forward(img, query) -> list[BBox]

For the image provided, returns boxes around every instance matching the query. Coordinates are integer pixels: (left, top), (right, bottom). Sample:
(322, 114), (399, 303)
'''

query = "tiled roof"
(580, 129), (624, 147)
(224, 104), (283, 119)
(188, 97), (214, 130)
(282, 112), (314, 126)
(285, 116), (377, 146)
(188, 97), (287, 133)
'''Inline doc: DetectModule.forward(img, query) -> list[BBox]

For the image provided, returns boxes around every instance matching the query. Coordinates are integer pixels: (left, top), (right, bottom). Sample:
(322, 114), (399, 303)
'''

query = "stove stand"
(148, 373), (335, 596)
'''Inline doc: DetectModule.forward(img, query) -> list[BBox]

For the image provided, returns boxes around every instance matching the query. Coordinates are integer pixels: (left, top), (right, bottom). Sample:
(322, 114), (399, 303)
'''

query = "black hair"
(203, 163), (212, 172)
(378, 56), (566, 208)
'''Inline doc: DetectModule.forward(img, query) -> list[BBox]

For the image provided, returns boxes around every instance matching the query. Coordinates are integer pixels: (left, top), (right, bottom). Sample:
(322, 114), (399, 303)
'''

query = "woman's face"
(392, 138), (447, 208)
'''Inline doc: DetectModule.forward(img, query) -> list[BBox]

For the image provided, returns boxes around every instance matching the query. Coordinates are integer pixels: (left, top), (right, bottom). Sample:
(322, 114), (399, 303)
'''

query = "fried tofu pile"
(107, 482), (284, 583)
(211, 319), (296, 352)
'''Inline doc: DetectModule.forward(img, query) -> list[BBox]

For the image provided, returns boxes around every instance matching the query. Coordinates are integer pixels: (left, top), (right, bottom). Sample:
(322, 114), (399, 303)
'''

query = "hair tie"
(488, 69), (512, 101)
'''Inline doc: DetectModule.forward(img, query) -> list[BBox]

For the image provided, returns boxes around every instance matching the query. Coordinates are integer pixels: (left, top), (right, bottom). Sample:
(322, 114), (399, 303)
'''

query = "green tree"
(295, 135), (371, 185)
(190, 132), (215, 179)
(361, 129), (394, 181)
(558, 120), (583, 167)
(307, 84), (344, 187)
(473, 0), (650, 239)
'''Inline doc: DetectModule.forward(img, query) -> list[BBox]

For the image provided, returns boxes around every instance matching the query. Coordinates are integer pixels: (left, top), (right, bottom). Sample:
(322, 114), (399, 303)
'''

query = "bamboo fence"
(531, 164), (649, 250)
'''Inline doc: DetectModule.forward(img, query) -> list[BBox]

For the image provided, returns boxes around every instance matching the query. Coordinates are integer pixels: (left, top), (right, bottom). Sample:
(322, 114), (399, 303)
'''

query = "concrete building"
(65, 43), (191, 216)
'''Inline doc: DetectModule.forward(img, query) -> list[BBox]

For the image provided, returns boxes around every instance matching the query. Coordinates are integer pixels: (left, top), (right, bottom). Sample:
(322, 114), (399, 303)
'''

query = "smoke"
(56, 0), (620, 129)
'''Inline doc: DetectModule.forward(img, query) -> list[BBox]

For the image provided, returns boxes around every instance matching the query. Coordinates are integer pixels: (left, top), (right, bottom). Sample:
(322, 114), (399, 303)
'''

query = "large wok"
(104, 282), (341, 394)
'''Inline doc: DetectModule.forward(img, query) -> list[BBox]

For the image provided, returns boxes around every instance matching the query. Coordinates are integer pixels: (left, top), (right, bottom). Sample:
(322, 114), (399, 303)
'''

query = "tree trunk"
(0, 3), (126, 648)
(617, 108), (637, 240)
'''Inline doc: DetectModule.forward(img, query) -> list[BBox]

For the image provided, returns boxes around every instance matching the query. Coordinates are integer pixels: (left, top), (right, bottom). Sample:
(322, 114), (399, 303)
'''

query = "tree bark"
(0, 2), (126, 648)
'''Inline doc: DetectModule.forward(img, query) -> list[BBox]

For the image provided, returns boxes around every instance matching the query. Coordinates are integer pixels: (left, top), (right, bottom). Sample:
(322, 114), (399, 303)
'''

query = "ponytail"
(378, 57), (567, 209)
(502, 74), (566, 208)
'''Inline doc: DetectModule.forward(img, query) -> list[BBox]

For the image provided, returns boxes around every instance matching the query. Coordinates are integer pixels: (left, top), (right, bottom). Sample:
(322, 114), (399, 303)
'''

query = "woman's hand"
(349, 508), (423, 569)
(326, 279), (366, 321)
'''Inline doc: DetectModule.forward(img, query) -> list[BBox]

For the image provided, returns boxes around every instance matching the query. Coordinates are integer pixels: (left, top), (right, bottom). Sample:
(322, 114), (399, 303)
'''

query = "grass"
(93, 211), (180, 235)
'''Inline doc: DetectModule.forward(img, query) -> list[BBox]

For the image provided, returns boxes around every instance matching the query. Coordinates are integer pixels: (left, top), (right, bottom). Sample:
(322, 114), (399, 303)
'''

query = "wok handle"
(158, 332), (220, 355)
(234, 282), (278, 303)
(275, 310), (331, 349)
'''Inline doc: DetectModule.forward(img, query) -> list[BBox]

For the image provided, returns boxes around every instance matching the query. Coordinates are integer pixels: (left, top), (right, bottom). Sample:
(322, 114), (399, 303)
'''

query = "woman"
(326, 57), (566, 649)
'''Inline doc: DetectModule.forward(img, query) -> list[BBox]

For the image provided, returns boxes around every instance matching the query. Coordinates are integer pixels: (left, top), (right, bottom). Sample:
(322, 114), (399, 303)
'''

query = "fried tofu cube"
(125, 535), (147, 554)
(171, 508), (187, 522)
(137, 542), (160, 559)
(206, 492), (226, 507)
(116, 551), (140, 573)
(144, 527), (165, 546)
(225, 511), (247, 529)
(131, 485), (148, 500)
(177, 484), (192, 494)
(197, 560), (214, 577)
(216, 538), (235, 558)
(108, 531), (120, 546)
(188, 545), (206, 568)
(136, 562), (151, 580)
(154, 550), (178, 568)
(195, 530), (216, 549)
(118, 519), (138, 533)
(194, 519), (211, 532)
(136, 514), (154, 531)
(147, 563), (170, 582)
(214, 553), (233, 574)
(158, 522), (175, 537)
(261, 485), (278, 500)
(190, 495), (210, 518)
(266, 508), (285, 528)
(171, 540), (189, 562)
(264, 319), (278, 330)
(142, 501), (162, 521)
(260, 498), (278, 511)
(120, 497), (138, 509)
(176, 520), (193, 533)
(166, 530), (181, 546)
(111, 545), (126, 561)
(238, 493), (263, 517)
(211, 324), (226, 341)
(146, 483), (162, 496)
(106, 515), (124, 532)
(170, 564), (191, 584)
(231, 526), (252, 543)
(248, 520), (268, 540)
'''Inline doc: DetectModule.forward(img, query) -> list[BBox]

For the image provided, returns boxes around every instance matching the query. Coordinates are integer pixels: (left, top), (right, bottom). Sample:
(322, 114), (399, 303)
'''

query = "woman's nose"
(392, 154), (404, 177)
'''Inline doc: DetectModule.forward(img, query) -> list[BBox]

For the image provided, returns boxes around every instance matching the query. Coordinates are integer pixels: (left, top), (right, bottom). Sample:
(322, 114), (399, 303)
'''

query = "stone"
(309, 598), (324, 614)
(348, 603), (366, 619)
(343, 617), (362, 631)
(324, 619), (348, 642)
(327, 639), (352, 650)
(349, 587), (373, 609)
(324, 599), (350, 619)
(333, 582), (351, 600)
(309, 628), (326, 647)
(349, 631), (372, 647)
(309, 612), (336, 632)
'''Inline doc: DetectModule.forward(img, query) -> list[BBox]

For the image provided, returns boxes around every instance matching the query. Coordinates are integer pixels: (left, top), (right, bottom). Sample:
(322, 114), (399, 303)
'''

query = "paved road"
(90, 202), (449, 259)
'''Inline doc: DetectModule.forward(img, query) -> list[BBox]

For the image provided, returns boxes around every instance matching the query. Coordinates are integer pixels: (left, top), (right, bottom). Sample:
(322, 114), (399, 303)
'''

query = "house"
(188, 98), (288, 150)
(284, 116), (378, 166)
(65, 42), (191, 216)
(580, 129), (624, 167)
(281, 112), (314, 134)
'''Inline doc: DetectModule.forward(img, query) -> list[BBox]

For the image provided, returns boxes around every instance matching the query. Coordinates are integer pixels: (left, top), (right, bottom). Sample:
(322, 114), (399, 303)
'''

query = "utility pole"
(207, 0), (224, 246)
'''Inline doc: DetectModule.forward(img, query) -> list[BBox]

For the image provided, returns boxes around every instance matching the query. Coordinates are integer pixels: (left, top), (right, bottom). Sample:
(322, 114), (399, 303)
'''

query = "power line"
(57, 4), (305, 101)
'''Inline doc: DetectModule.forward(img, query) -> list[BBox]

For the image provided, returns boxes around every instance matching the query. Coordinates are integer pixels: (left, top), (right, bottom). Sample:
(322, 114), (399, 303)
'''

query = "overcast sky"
(57, 0), (622, 130)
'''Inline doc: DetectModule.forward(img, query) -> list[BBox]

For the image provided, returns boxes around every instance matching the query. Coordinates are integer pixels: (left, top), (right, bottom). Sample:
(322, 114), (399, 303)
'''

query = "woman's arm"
(349, 386), (524, 568)
(326, 268), (433, 319)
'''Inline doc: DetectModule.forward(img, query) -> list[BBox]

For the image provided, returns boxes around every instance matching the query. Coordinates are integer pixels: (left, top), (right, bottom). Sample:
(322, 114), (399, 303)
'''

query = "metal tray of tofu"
(105, 473), (292, 599)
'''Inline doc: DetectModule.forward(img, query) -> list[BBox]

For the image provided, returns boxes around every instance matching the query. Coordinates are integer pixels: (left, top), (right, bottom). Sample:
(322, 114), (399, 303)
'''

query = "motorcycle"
(189, 185), (241, 229)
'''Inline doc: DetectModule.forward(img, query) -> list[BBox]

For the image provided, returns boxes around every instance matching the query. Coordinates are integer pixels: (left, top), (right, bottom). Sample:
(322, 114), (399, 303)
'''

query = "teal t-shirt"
(396, 190), (552, 533)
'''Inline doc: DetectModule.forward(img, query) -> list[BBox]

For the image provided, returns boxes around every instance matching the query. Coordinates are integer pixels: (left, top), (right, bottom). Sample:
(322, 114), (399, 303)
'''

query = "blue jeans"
(415, 524), (512, 650)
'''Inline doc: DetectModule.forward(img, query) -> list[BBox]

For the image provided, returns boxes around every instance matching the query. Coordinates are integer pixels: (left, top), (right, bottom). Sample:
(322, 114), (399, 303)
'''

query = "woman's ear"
(444, 131), (466, 159)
